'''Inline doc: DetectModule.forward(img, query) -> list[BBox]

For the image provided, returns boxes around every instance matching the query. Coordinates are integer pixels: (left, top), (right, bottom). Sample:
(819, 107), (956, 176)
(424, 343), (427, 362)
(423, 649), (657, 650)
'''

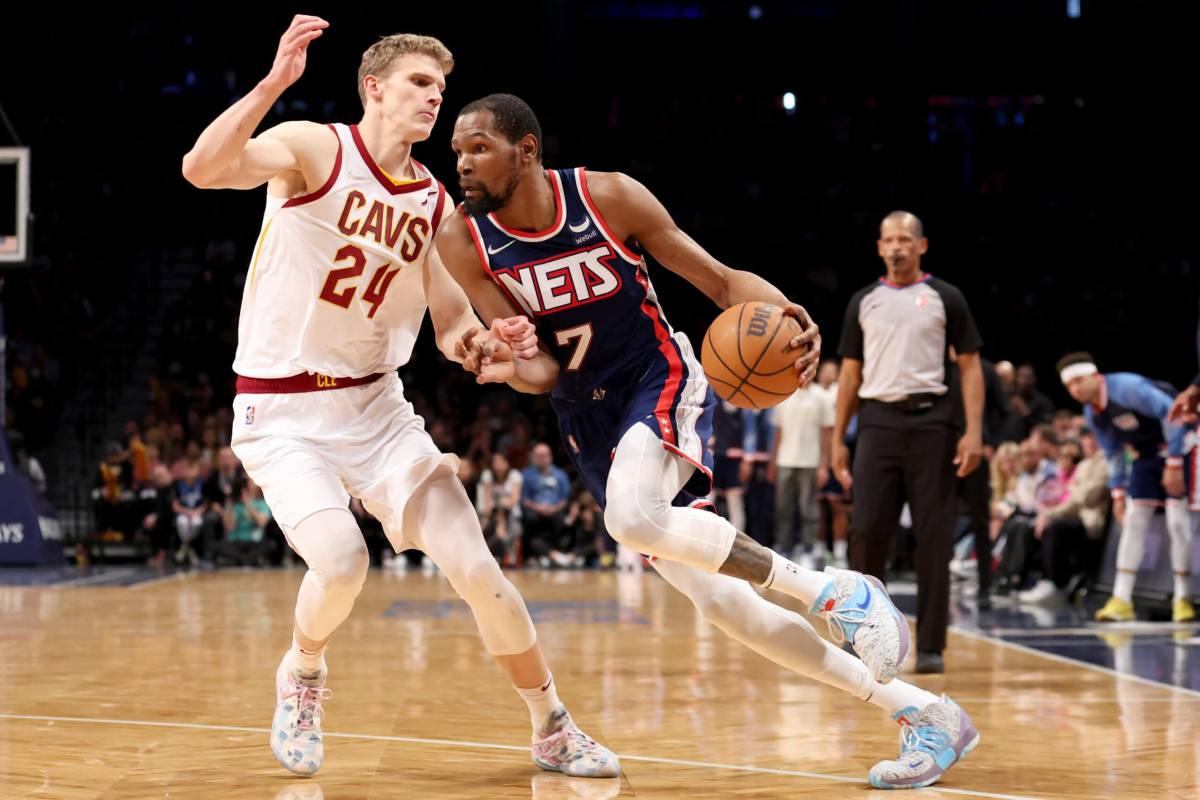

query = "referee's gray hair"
(881, 210), (924, 238)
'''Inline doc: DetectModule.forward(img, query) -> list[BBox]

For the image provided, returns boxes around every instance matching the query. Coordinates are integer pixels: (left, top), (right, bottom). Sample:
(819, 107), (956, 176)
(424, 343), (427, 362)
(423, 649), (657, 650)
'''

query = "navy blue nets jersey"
(465, 168), (676, 399)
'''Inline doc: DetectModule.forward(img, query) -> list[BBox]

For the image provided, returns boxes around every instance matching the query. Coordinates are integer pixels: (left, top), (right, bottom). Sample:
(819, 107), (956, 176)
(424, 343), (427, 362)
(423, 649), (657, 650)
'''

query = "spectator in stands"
(769, 378), (834, 569)
(988, 441), (1022, 539)
(6, 430), (46, 494)
(478, 451), (523, 564)
(1001, 363), (1055, 442)
(172, 459), (207, 565)
(1052, 409), (1076, 445)
(1018, 430), (1110, 604)
(521, 443), (573, 567)
(564, 487), (612, 568)
(212, 475), (277, 567)
(92, 440), (134, 536)
(141, 463), (176, 565)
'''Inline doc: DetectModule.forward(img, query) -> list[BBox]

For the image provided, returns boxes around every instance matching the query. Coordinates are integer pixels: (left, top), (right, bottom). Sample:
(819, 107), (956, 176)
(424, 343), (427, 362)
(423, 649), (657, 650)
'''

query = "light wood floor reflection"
(0, 569), (1197, 799)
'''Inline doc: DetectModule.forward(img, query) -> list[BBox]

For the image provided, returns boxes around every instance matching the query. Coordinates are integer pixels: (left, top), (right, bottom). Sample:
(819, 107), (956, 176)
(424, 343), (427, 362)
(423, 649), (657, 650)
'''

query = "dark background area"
(1, 1), (1197, 477)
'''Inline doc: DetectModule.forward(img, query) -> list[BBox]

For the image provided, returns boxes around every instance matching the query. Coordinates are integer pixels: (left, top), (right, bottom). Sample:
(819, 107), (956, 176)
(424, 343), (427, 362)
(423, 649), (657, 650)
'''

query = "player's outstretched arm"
(584, 171), (820, 384)
(434, 214), (560, 393)
(182, 15), (328, 189)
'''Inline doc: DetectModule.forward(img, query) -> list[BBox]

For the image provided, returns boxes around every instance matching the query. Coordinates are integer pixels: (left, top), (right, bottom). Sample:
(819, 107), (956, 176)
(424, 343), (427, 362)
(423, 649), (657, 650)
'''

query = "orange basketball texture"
(700, 302), (803, 409)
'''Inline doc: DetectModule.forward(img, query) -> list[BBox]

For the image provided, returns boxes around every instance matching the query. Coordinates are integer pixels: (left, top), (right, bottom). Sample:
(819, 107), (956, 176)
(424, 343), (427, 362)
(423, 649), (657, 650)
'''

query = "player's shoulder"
(578, 170), (644, 205)
(925, 275), (968, 301)
(432, 205), (477, 260)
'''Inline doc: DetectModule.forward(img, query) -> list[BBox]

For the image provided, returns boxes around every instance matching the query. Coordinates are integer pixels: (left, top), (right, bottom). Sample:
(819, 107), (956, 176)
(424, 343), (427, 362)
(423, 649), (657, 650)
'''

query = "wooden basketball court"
(1, 568), (1197, 799)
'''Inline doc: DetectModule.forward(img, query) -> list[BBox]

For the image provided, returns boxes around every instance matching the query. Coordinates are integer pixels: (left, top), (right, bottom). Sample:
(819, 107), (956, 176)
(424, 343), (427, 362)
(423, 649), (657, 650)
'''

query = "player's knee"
(604, 492), (666, 551)
(315, 537), (370, 592)
(444, 552), (508, 605)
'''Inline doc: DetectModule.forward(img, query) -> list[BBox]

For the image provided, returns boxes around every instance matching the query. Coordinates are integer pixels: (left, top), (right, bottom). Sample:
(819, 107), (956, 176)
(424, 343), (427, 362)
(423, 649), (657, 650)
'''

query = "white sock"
(516, 674), (562, 734)
(1176, 574), (1192, 603)
(833, 539), (848, 561)
(1112, 570), (1137, 604)
(867, 678), (941, 722)
(759, 551), (835, 607)
(289, 632), (327, 677)
(1165, 501), (1193, 601)
(811, 541), (827, 560)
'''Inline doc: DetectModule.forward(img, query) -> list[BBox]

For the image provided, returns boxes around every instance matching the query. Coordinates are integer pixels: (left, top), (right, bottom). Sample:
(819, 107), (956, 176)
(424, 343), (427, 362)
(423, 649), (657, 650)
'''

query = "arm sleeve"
(1106, 373), (1187, 457)
(837, 290), (866, 360)
(938, 282), (984, 354)
(1087, 411), (1128, 491)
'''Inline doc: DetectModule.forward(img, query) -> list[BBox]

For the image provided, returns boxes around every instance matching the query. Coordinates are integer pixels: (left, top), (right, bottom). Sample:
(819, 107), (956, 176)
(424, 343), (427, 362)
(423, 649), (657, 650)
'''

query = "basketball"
(700, 302), (803, 409)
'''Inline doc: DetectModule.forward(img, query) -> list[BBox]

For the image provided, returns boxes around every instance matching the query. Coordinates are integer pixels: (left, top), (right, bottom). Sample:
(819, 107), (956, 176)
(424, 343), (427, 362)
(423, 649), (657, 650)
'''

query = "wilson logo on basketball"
(746, 304), (773, 337)
(494, 244), (622, 315)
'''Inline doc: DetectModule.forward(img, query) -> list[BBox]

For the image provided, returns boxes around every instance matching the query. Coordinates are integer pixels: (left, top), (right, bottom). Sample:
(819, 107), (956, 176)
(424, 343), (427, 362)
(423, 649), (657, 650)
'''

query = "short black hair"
(458, 93), (543, 161)
(1055, 351), (1095, 374)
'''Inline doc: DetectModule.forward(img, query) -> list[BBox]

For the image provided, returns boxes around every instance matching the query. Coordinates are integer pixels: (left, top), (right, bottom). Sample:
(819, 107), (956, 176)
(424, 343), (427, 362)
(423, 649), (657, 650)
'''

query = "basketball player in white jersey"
(181, 17), (618, 779)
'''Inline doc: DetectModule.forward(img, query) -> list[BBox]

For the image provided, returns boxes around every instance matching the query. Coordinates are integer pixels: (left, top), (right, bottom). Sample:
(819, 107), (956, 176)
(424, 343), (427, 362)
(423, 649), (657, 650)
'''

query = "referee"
(831, 211), (984, 675)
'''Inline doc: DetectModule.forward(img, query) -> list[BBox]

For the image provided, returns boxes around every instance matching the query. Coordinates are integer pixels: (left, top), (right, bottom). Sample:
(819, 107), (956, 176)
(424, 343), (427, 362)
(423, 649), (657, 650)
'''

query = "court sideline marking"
(0, 712), (1043, 800)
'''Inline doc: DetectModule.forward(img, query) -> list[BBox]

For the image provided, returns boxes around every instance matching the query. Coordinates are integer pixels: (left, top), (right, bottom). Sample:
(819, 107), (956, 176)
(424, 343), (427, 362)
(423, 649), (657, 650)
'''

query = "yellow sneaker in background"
(1094, 596), (1135, 622)
(1172, 598), (1196, 623)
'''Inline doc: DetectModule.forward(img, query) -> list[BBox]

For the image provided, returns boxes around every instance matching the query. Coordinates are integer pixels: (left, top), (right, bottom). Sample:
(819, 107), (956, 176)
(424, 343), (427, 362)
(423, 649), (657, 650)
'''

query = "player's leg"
(604, 423), (910, 682)
(392, 467), (620, 778)
(651, 558), (978, 789)
(1098, 456), (1160, 621)
(231, 395), (365, 776)
(1165, 490), (1195, 621)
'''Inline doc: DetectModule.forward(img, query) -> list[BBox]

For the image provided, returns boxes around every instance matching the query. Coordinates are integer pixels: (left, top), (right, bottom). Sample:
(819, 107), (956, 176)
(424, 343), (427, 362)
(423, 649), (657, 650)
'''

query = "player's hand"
(832, 440), (852, 489)
(1163, 464), (1185, 498)
(1169, 385), (1200, 425)
(490, 316), (539, 360)
(456, 327), (517, 384)
(1112, 494), (1127, 524)
(816, 466), (829, 487)
(782, 302), (821, 388)
(766, 462), (778, 485)
(738, 458), (754, 486)
(264, 15), (329, 90)
(954, 430), (984, 478)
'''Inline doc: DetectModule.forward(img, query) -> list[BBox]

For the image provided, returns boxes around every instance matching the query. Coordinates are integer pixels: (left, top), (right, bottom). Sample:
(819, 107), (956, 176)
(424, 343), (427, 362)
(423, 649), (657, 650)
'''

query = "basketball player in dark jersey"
(436, 94), (979, 789)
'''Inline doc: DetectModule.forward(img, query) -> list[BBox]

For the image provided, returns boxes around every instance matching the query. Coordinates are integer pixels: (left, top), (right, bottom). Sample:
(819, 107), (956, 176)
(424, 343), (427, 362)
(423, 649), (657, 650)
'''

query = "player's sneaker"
(812, 567), (910, 683)
(270, 654), (331, 776)
(1173, 598), (1196, 623)
(868, 695), (980, 790)
(1095, 596), (1135, 622)
(532, 708), (621, 778)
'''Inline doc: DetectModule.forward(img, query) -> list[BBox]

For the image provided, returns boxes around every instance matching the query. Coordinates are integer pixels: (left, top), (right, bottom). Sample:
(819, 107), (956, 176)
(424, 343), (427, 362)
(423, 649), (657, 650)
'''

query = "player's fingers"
(789, 325), (820, 351)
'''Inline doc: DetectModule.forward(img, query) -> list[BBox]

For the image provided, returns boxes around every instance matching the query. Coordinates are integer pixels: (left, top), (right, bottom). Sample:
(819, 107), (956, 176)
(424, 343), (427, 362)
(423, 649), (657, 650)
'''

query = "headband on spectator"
(1059, 362), (1098, 385)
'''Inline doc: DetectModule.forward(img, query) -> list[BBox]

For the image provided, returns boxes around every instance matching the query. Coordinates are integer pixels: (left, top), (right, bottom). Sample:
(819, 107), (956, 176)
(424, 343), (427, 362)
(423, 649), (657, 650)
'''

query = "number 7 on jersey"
(555, 323), (594, 371)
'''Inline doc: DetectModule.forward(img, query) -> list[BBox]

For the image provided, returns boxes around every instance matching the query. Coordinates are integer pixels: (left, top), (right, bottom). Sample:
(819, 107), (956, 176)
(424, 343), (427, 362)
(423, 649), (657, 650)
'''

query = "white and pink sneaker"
(270, 654), (331, 776)
(532, 708), (621, 778)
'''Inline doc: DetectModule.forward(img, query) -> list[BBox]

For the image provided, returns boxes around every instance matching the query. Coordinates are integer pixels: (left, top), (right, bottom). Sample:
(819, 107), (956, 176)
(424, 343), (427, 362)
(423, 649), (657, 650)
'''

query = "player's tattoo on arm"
(717, 531), (773, 584)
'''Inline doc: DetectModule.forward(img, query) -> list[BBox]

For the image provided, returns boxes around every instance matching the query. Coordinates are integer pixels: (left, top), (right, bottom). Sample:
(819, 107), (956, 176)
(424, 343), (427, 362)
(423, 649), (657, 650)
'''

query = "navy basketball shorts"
(551, 353), (716, 511)
(712, 455), (743, 492)
(1127, 452), (1195, 506)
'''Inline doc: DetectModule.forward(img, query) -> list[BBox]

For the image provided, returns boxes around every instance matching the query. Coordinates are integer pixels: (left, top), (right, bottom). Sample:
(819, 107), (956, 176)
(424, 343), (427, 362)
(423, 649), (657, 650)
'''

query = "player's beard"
(461, 161), (520, 216)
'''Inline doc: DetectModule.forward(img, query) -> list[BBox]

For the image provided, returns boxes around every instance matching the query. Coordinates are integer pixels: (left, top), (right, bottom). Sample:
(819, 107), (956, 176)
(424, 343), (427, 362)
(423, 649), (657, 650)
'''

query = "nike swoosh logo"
(568, 217), (590, 234)
(855, 587), (872, 611)
(487, 240), (516, 255)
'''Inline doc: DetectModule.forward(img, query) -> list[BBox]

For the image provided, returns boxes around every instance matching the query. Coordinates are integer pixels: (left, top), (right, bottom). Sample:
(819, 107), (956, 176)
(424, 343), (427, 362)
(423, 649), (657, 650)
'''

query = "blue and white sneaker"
(811, 566), (910, 683)
(271, 654), (331, 776)
(532, 708), (621, 778)
(869, 695), (980, 789)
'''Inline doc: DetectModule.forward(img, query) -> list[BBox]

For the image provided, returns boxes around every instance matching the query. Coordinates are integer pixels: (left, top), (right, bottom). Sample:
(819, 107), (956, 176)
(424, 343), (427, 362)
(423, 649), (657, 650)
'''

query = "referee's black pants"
(849, 398), (957, 655)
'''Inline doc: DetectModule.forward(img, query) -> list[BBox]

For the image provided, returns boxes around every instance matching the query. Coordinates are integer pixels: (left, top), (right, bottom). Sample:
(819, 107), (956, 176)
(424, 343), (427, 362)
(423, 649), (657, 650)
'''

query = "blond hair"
(357, 34), (454, 108)
(989, 441), (1021, 504)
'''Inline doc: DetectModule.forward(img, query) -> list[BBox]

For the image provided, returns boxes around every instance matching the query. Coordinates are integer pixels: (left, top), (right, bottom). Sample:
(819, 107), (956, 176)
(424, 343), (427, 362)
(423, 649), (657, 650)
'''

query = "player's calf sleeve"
(1113, 503), (1153, 602)
(287, 508), (370, 643)
(1165, 499), (1192, 600)
(414, 474), (538, 656)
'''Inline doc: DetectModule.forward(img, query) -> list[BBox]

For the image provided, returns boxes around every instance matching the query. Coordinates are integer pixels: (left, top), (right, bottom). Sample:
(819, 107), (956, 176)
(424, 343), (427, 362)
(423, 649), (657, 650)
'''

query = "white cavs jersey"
(233, 122), (448, 379)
